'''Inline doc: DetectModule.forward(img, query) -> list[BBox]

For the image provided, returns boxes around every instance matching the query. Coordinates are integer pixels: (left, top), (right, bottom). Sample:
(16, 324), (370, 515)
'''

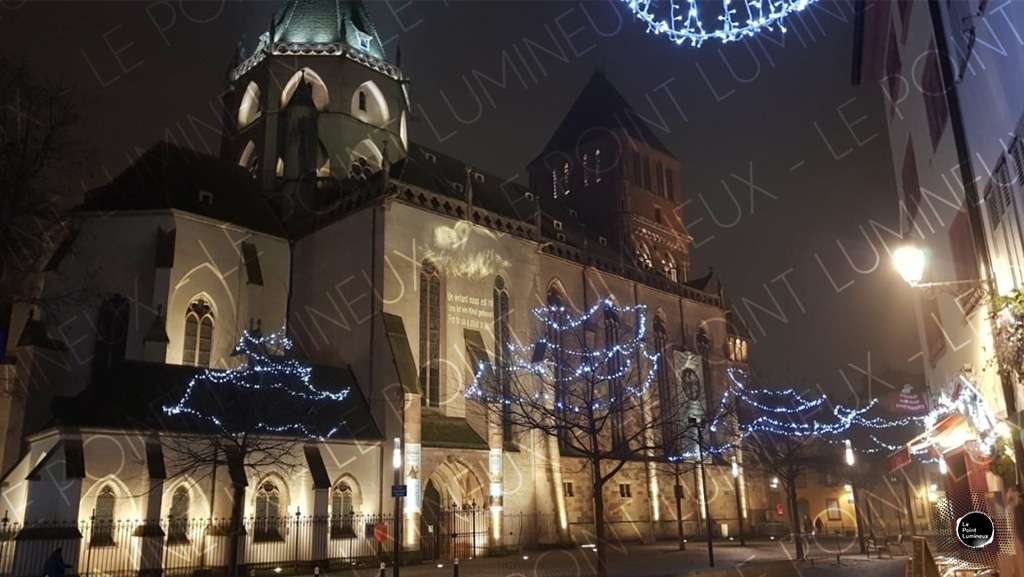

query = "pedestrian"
(43, 547), (70, 577)
(814, 517), (823, 535)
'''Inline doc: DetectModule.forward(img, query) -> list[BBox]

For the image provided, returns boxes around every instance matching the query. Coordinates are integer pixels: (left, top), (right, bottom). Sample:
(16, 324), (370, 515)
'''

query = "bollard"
(314, 567), (320, 577)
(379, 561), (386, 577)
(453, 558), (459, 577)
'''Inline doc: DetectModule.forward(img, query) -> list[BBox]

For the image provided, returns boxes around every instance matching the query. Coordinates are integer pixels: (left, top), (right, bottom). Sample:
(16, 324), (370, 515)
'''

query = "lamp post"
(845, 440), (866, 555)
(392, 438), (402, 577)
(729, 457), (745, 545)
(691, 417), (714, 567)
(673, 460), (686, 550)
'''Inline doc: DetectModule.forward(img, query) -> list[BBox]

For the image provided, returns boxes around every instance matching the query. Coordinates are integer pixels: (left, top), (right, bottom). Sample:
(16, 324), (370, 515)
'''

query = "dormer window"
(423, 152), (438, 164)
(598, 236), (608, 247)
(198, 190), (214, 205)
(358, 91), (367, 111)
(354, 31), (373, 52)
(553, 220), (563, 231)
(562, 162), (571, 196)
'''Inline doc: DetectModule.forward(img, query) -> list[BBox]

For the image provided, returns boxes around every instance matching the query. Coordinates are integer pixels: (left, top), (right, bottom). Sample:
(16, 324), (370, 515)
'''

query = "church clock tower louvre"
(221, 0), (409, 223)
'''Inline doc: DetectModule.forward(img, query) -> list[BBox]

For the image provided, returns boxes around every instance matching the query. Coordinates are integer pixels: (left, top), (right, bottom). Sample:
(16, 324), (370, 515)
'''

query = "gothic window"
(351, 81), (390, 127)
(168, 487), (190, 544)
(183, 299), (214, 367)
(93, 294), (129, 381)
(237, 81), (262, 128)
(562, 162), (572, 196)
(664, 169), (673, 200)
(695, 326), (711, 410)
(547, 289), (568, 446)
(330, 482), (355, 538)
(661, 252), (678, 283)
(605, 305), (625, 451)
(91, 486), (116, 546)
(631, 151), (642, 187)
(239, 141), (258, 179)
(419, 260), (442, 408)
(655, 162), (664, 196)
(642, 157), (652, 190)
(636, 241), (653, 270)
(653, 317), (676, 455)
(493, 276), (512, 440)
(280, 68), (329, 111)
(254, 481), (284, 541)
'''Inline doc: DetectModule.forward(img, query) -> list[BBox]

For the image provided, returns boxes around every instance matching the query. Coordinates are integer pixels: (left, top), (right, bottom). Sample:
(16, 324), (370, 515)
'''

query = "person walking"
(43, 547), (71, 577)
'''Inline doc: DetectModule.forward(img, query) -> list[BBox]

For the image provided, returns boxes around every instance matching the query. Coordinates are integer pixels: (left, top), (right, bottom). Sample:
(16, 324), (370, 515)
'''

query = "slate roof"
(50, 359), (381, 441)
(273, 0), (386, 61)
(391, 144), (538, 223)
(78, 143), (285, 237)
(534, 70), (673, 162)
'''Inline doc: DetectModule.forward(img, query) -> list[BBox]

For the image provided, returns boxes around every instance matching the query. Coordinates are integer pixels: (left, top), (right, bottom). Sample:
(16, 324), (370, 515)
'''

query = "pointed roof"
(273, 0), (387, 61)
(535, 70), (673, 161)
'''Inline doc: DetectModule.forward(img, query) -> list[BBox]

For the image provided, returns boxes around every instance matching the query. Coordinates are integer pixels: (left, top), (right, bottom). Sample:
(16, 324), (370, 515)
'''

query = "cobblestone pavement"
(321, 540), (907, 577)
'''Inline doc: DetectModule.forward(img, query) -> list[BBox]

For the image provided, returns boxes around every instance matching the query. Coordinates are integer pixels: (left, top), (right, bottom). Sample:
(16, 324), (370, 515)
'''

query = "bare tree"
(160, 329), (351, 577)
(469, 299), (692, 577)
(0, 56), (82, 343)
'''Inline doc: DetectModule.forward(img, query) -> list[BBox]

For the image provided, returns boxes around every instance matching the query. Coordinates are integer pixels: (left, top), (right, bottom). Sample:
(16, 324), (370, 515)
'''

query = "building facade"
(0, 1), (767, 575)
(856, 0), (1024, 570)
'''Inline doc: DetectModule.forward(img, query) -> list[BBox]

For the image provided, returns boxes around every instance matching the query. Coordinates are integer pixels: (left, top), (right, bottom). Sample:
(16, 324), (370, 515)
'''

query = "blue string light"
(163, 329), (350, 440)
(624, 0), (819, 47)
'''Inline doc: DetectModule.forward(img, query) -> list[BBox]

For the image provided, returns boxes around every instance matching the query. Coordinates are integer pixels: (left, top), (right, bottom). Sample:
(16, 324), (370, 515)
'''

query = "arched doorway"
(419, 459), (487, 561)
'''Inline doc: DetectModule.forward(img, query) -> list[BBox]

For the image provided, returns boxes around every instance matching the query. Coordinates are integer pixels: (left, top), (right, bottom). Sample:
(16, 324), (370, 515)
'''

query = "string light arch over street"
(623, 0), (819, 47)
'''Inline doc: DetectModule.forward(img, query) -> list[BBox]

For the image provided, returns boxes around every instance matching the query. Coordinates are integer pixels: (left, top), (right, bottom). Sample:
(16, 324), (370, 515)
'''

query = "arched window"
(604, 304), (625, 450)
(636, 241), (653, 270)
(237, 81), (262, 128)
(493, 276), (511, 440)
(168, 486), (190, 543)
(254, 481), (284, 541)
(350, 81), (390, 127)
(653, 316), (677, 455)
(419, 261), (442, 408)
(93, 294), (129, 381)
(183, 299), (214, 367)
(562, 162), (572, 196)
(280, 68), (329, 111)
(351, 138), (383, 175)
(91, 485), (116, 546)
(330, 482), (355, 538)
(239, 140), (258, 179)
(547, 289), (568, 447)
(662, 252), (678, 283)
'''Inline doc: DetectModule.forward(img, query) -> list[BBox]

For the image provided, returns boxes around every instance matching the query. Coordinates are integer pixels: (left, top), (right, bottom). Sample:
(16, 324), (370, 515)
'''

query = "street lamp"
(392, 438), (402, 577)
(893, 244), (982, 290)
(844, 440), (867, 555)
(731, 456), (745, 546)
(690, 417), (714, 567)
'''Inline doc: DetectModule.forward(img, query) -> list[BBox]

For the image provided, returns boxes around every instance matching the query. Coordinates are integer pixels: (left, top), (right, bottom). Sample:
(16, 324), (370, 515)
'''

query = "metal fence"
(0, 515), (399, 577)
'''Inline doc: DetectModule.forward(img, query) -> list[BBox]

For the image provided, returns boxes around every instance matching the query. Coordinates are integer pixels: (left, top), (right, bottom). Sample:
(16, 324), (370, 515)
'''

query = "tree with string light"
(161, 328), (351, 577)
(468, 299), (691, 577)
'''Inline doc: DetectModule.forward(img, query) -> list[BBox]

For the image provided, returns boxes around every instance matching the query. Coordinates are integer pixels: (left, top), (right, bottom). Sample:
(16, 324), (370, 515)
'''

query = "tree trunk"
(227, 483), (246, 577)
(592, 464), (609, 577)
(787, 481), (804, 560)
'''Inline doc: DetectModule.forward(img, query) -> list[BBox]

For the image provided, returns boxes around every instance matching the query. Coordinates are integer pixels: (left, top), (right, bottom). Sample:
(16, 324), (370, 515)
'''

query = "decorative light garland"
(164, 329), (350, 440)
(623, 0), (819, 47)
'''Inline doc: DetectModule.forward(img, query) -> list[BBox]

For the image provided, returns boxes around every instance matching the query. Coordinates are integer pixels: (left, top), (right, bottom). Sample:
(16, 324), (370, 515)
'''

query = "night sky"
(0, 0), (921, 394)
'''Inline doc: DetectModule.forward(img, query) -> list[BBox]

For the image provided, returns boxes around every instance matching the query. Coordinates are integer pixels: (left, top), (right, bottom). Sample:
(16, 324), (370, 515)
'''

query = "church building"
(0, 1), (764, 574)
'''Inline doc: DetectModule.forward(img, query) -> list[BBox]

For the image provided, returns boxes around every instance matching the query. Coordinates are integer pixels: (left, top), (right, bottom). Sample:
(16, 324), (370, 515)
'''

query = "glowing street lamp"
(893, 245), (926, 287)
(844, 440), (866, 554)
(893, 244), (981, 290)
(938, 458), (948, 476)
(392, 437), (402, 577)
(844, 439), (855, 467)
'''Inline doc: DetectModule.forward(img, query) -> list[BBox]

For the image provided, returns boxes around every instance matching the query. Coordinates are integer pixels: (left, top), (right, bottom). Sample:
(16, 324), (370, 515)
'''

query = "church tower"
(528, 70), (691, 282)
(221, 0), (409, 222)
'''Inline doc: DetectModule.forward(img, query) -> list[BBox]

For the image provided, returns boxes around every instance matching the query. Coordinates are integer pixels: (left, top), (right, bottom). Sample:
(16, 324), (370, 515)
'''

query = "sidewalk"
(314, 540), (906, 577)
